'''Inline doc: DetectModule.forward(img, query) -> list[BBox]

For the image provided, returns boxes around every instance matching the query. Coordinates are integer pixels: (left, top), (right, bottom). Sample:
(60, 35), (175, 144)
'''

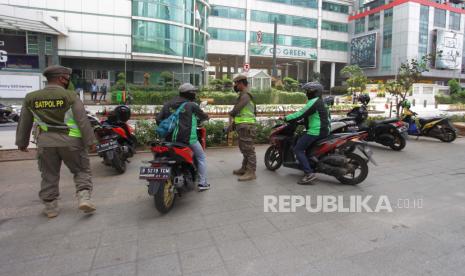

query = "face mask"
(233, 85), (240, 93)
(63, 79), (70, 89)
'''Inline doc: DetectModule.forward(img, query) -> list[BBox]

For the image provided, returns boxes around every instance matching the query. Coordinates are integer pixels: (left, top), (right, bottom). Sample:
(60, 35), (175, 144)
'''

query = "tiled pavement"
(0, 138), (465, 275)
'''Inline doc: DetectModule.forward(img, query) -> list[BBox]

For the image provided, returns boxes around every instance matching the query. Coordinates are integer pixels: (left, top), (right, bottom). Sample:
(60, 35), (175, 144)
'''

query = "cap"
(178, 83), (198, 93)
(43, 65), (72, 77)
(233, 74), (248, 82)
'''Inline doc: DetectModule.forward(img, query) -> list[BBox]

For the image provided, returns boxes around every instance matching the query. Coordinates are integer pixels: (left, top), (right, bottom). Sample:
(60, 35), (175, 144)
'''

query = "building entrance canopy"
(0, 4), (67, 35)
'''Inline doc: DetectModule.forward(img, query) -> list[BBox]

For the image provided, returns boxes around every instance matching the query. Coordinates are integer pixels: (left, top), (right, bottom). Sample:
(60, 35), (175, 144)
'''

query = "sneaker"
(43, 200), (59, 218)
(297, 173), (316, 185)
(77, 190), (96, 213)
(198, 183), (210, 192)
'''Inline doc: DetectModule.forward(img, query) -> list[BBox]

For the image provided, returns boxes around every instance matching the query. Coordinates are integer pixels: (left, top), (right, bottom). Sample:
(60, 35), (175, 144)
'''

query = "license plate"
(139, 167), (171, 180)
(96, 140), (118, 153)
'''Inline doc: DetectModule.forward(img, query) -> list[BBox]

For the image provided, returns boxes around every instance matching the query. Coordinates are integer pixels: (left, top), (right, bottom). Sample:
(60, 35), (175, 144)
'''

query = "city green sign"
(250, 44), (317, 60)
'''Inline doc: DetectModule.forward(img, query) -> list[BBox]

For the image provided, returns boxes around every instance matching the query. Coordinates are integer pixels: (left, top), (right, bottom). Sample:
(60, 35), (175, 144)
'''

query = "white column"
(244, 0), (252, 67)
(330, 62), (336, 88)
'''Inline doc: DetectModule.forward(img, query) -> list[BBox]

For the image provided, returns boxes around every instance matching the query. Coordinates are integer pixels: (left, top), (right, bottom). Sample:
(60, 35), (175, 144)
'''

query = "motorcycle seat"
(372, 118), (400, 125)
(161, 141), (189, 148)
(419, 117), (441, 125)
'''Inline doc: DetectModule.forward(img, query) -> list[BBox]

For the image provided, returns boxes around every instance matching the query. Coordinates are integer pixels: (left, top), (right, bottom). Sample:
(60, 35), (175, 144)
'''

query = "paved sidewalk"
(0, 140), (465, 275)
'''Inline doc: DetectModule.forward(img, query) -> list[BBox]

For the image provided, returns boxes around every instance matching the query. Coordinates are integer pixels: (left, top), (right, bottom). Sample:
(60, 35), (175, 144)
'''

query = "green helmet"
(401, 100), (411, 108)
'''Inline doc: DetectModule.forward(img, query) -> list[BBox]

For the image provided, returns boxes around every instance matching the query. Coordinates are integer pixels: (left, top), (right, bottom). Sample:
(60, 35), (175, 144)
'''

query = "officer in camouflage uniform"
(228, 74), (257, 181)
(16, 65), (97, 218)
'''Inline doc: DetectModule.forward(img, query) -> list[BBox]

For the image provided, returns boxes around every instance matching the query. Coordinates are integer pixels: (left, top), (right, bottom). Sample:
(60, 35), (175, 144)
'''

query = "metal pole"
(124, 43), (127, 89)
(203, 4), (207, 86)
(182, 2), (186, 83)
(192, 0), (196, 85)
(272, 18), (278, 78)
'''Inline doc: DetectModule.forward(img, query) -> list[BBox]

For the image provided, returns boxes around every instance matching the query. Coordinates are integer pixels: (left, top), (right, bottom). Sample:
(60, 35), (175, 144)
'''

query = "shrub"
(204, 120), (226, 147)
(330, 86), (348, 95)
(448, 79), (461, 95)
(283, 77), (300, 92)
(134, 120), (158, 146)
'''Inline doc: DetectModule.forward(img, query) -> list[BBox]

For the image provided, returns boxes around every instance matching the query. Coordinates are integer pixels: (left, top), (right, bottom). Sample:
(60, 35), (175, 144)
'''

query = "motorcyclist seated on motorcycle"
(401, 100), (419, 132)
(101, 105), (135, 145)
(283, 82), (330, 185)
(349, 94), (370, 126)
(156, 83), (210, 191)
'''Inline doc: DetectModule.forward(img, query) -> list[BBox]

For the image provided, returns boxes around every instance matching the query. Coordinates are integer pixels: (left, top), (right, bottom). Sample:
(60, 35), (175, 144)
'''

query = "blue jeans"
(189, 141), (207, 185)
(294, 134), (324, 174)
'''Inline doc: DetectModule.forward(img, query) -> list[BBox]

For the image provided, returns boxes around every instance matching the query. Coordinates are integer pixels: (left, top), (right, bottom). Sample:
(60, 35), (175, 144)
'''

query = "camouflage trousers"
(236, 124), (257, 172)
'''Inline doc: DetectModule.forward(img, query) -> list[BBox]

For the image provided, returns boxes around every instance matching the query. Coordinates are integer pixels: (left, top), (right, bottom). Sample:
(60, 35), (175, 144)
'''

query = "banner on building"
(433, 30), (463, 70)
(250, 44), (317, 60)
(0, 74), (40, 98)
(350, 32), (377, 68)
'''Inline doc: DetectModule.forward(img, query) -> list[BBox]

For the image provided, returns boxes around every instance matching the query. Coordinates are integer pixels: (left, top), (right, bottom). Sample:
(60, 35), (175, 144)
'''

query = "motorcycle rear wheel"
(112, 151), (126, 174)
(154, 178), (176, 214)
(336, 153), (368, 185)
(264, 146), (282, 171)
(389, 133), (406, 151)
(439, 127), (456, 143)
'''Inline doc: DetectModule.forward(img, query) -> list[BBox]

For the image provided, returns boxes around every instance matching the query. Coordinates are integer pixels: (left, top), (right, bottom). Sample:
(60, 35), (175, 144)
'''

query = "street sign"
(0, 50), (7, 63)
(243, 63), (250, 72)
(257, 31), (263, 45)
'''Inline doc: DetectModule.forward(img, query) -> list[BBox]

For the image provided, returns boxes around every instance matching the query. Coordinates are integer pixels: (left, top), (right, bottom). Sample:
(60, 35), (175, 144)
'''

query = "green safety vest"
(26, 86), (82, 138)
(234, 97), (256, 124)
(31, 109), (82, 138)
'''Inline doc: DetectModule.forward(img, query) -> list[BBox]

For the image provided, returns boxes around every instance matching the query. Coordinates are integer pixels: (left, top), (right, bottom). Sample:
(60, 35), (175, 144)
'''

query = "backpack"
(156, 102), (188, 138)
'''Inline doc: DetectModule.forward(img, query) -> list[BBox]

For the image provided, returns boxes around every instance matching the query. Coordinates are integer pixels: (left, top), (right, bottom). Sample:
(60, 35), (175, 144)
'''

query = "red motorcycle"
(139, 128), (206, 214)
(89, 105), (136, 174)
(264, 121), (376, 185)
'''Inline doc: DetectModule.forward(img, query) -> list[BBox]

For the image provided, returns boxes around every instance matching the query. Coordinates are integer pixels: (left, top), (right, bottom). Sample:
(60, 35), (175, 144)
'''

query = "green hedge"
(113, 89), (307, 105)
(134, 119), (276, 147)
(435, 93), (465, 104)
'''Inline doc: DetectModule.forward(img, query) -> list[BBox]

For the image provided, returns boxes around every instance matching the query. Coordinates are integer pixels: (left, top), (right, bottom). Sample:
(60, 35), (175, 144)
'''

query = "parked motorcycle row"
(86, 97), (457, 214)
(0, 103), (20, 123)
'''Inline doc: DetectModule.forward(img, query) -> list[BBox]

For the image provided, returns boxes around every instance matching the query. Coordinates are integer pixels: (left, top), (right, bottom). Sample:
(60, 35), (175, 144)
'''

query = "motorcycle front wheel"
(336, 153), (369, 185)
(264, 146), (282, 171)
(154, 178), (176, 214)
(390, 133), (406, 151)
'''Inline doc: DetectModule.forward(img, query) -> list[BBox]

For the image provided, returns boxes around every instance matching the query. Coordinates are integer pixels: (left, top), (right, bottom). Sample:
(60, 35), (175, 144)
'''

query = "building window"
(251, 10), (317, 28)
(368, 13), (380, 31)
(382, 8), (393, 70)
(250, 32), (316, 48)
(365, 0), (385, 10)
(45, 36), (53, 55)
(322, 21), (348, 32)
(132, 0), (195, 25)
(321, 40), (348, 52)
(211, 5), (246, 20)
(132, 20), (205, 59)
(354, 18), (365, 34)
(449, 12), (461, 31)
(419, 5), (429, 58)
(208, 28), (246, 42)
(322, 2), (349, 14)
(260, 0), (318, 9)
(434, 8), (446, 28)
(27, 33), (38, 54)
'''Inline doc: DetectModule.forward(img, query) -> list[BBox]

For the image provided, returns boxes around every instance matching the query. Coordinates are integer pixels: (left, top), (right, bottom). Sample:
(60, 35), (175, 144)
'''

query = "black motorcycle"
(0, 103), (19, 123)
(402, 112), (457, 142)
(330, 98), (408, 151)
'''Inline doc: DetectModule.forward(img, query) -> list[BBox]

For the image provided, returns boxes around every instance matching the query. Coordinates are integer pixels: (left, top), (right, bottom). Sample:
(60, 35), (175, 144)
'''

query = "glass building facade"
(322, 21), (348, 32)
(418, 5), (429, 59)
(381, 8), (393, 71)
(250, 31), (317, 48)
(321, 39), (348, 52)
(208, 28), (245, 42)
(132, 0), (209, 60)
(210, 5), (245, 20)
(251, 10), (317, 28)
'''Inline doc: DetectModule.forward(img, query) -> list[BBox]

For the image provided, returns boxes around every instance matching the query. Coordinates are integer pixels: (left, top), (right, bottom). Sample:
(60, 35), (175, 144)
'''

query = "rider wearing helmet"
(284, 82), (330, 185)
(401, 100), (414, 119)
(156, 83), (210, 191)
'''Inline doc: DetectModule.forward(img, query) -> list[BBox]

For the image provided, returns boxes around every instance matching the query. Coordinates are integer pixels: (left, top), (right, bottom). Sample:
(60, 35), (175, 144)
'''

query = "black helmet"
(113, 105), (131, 122)
(179, 83), (198, 101)
(302, 81), (324, 99)
(324, 96), (335, 107)
(358, 94), (370, 105)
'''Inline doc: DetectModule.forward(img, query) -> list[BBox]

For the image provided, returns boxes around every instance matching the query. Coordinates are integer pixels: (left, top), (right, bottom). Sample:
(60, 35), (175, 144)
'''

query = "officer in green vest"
(15, 65), (97, 218)
(228, 74), (257, 181)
